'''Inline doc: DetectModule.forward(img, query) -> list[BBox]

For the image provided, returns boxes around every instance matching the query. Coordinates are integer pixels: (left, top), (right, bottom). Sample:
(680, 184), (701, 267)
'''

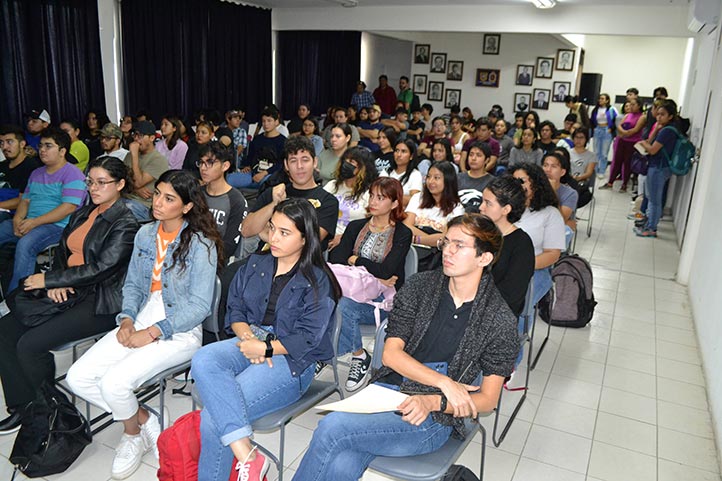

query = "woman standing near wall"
(600, 97), (645, 192)
(590, 94), (618, 179)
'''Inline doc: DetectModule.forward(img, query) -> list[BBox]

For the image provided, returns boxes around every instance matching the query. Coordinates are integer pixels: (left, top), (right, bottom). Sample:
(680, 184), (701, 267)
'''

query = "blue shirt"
(649, 126), (677, 168)
(351, 91), (375, 109)
(24, 163), (86, 227)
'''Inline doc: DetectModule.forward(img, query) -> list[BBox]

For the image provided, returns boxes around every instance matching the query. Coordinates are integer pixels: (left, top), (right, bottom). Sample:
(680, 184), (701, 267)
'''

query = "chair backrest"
(202, 276), (223, 341)
(404, 247), (418, 279)
(370, 319), (388, 370)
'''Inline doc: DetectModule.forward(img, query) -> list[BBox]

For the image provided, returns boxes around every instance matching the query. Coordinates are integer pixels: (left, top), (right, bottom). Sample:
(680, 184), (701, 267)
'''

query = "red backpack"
(157, 410), (201, 481)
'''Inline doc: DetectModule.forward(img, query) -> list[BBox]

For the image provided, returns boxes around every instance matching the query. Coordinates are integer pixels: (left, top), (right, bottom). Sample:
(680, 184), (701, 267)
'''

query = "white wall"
(361, 33), (413, 95)
(581, 35), (690, 104)
(97, 0), (122, 123)
(375, 31), (577, 124)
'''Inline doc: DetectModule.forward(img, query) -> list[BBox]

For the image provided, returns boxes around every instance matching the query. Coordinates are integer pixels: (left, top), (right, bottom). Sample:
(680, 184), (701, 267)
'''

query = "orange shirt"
(151, 224), (181, 292)
(66, 206), (108, 267)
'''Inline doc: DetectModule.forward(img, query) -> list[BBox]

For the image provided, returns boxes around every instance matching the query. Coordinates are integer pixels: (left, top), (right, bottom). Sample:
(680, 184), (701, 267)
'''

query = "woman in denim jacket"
(67, 170), (223, 480)
(191, 198), (341, 481)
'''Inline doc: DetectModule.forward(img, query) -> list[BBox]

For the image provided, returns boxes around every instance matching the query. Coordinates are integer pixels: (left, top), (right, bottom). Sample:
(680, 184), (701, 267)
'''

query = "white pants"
(67, 291), (202, 421)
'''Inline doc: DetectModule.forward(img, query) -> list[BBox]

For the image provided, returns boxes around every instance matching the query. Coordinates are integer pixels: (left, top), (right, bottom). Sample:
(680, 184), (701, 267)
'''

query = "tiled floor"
(1, 185), (719, 481)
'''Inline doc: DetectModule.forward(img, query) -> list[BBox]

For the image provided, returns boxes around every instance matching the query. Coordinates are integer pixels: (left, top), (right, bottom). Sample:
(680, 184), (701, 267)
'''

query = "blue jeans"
(191, 337), (315, 481)
(0, 220), (62, 292)
(226, 172), (267, 190)
(337, 296), (386, 356)
(594, 127), (613, 174)
(122, 198), (151, 221)
(645, 165), (671, 232)
(292, 407), (453, 481)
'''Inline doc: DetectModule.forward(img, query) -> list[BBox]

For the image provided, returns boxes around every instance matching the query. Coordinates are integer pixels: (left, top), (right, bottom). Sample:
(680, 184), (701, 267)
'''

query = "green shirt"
(70, 140), (90, 172)
(398, 88), (413, 110)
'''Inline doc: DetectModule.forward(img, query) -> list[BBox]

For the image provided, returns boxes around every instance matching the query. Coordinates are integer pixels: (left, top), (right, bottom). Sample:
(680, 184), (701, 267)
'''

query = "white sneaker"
(140, 407), (169, 459)
(111, 433), (145, 479)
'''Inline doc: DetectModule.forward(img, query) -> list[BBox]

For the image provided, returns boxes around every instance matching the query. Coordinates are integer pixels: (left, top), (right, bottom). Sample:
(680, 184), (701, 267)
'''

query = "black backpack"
(442, 465), (480, 481)
(539, 254), (597, 328)
(10, 382), (92, 479)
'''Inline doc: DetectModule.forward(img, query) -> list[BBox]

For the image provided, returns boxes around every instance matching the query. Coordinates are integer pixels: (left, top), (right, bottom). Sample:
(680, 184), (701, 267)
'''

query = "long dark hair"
(388, 138), (419, 186)
(273, 198), (341, 301)
(155, 170), (224, 272)
(333, 147), (378, 201)
(544, 152), (573, 184)
(509, 162), (559, 211)
(88, 156), (134, 195)
(163, 115), (183, 151)
(420, 161), (460, 216)
(431, 138), (454, 162)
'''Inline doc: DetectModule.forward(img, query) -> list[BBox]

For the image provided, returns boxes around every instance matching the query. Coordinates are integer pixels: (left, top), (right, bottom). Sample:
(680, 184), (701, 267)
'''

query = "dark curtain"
(277, 31), (361, 120)
(0, 0), (106, 125)
(121, 0), (271, 124)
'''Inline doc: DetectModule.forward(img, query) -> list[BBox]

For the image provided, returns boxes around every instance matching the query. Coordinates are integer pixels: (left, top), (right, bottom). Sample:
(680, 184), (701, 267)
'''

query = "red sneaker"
(229, 449), (270, 481)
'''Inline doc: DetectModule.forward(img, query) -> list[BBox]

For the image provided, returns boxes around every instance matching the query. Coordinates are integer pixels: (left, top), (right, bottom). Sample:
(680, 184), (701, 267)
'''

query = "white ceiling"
(253, 0), (689, 7)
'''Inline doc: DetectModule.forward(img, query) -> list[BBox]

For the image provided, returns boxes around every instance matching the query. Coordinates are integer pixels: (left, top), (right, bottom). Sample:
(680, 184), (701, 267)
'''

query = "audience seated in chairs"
(292, 214), (519, 481)
(328, 177), (412, 391)
(323, 147), (378, 250)
(0, 127), (86, 292)
(509, 162), (565, 305)
(403, 161), (464, 272)
(543, 152), (579, 236)
(0, 156), (138, 435)
(191, 198), (341, 481)
(66, 170), (222, 480)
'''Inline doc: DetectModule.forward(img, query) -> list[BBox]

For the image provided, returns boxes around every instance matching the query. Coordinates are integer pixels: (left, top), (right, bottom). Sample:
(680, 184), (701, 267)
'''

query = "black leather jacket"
(45, 201), (139, 315)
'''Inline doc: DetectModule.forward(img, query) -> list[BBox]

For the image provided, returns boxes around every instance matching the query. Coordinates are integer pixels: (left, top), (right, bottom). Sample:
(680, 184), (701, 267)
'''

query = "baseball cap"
(132, 120), (156, 136)
(27, 109), (51, 123)
(371, 104), (382, 113)
(226, 110), (241, 118)
(100, 123), (122, 139)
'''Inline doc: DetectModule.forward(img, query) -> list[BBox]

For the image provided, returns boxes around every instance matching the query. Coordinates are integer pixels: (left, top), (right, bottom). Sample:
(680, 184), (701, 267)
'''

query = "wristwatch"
(264, 333), (277, 358)
(438, 394), (448, 413)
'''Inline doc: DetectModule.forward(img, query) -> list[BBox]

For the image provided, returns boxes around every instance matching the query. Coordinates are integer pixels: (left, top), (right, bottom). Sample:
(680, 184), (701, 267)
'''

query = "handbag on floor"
(9, 382), (92, 479)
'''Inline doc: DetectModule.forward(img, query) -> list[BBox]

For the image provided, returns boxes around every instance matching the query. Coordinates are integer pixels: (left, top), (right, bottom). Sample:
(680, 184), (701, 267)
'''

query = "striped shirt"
(24, 163), (86, 228)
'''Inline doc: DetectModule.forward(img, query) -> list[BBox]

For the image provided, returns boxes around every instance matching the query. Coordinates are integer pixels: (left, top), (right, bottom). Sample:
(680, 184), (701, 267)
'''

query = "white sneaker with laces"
(111, 433), (146, 479)
(140, 414), (162, 459)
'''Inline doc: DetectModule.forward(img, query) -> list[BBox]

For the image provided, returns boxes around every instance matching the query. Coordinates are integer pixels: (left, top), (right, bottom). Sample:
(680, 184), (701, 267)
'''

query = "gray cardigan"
(369, 269), (519, 438)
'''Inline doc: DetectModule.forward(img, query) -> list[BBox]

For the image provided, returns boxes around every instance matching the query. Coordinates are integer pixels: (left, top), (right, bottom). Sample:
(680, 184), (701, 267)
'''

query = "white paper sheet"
(315, 384), (410, 413)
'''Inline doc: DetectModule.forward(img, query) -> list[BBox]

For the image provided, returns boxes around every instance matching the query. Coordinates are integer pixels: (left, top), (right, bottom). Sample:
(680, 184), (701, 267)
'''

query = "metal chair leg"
(530, 304), (550, 371)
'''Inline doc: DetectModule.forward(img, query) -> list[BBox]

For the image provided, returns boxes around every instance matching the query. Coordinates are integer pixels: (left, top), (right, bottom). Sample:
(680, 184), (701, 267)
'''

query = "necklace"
(501, 224), (515, 236)
(369, 218), (391, 232)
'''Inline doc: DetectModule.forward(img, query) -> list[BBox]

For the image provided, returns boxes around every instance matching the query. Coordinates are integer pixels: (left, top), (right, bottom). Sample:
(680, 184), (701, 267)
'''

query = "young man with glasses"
(293, 214), (519, 481)
(0, 127), (86, 292)
(122, 120), (168, 221)
(198, 141), (247, 260)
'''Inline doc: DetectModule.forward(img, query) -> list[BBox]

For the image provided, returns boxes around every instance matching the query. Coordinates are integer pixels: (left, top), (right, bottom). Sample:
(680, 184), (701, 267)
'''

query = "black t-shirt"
(203, 186), (248, 259)
(382, 284), (471, 386)
(408, 120), (425, 143)
(539, 141), (557, 158)
(251, 183), (339, 250)
(492, 228), (535, 316)
(215, 127), (234, 149)
(0, 156), (43, 192)
(262, 259), (299, 326)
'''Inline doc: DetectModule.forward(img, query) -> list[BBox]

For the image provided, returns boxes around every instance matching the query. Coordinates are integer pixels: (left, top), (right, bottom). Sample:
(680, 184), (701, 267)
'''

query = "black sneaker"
(634, 217), (648, 228)
(314, 361), (327, 379)
(0, 409), (22, 435)
(345, 350), (371, 392)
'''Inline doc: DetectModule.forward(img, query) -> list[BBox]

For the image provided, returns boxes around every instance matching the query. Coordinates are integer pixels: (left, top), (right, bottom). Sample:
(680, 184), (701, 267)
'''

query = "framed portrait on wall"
(445, 89), (461, 108)
(430, 53), (447, 73)
(514, 93), (531, 112)
(428, 81), (444, 101)
(516, 65), (534, 86)
(556, 49), (575, 71)
(413, 74), (428, 95)
(475, 69), (500, 88)
(483, 34), (500, 55)
(447, 61), (464, 81)
(553, 81), (571, 102)
(536, 57), (554, 78)
(414, 44), (430, 64)
(533, 88), (551, 110)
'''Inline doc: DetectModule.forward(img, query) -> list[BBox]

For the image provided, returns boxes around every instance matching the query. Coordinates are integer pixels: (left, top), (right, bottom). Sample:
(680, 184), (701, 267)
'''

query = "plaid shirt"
(351, 91), (375, 109)
(232, 127), (248, 151)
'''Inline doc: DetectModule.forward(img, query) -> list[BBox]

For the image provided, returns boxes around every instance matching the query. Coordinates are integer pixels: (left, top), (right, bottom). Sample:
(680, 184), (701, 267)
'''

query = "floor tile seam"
(521, 423), (593, 476)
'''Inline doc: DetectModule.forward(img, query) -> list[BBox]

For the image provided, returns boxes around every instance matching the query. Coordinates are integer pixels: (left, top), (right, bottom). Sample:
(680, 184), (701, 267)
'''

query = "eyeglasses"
(38, 143), (58, 150)
(195, 159), (219, 169)
(437, 238), (475, 254)
(85, 178), (118, 188)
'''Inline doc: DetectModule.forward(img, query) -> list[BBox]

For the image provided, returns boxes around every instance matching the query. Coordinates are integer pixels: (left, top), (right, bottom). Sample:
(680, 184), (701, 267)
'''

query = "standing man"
(398, 76), (414, 112)
(351, 81), (375, 110)
(0, 125), (43, 221)
(98, 123), (129, 161)
(0, 128), (86, 292)
(123, 121), (169, 220)
(372, 75), (397, 116)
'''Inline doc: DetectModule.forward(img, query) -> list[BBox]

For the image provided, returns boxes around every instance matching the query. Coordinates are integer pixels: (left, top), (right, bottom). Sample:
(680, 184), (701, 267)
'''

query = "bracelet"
(147, 329), (157, 342)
